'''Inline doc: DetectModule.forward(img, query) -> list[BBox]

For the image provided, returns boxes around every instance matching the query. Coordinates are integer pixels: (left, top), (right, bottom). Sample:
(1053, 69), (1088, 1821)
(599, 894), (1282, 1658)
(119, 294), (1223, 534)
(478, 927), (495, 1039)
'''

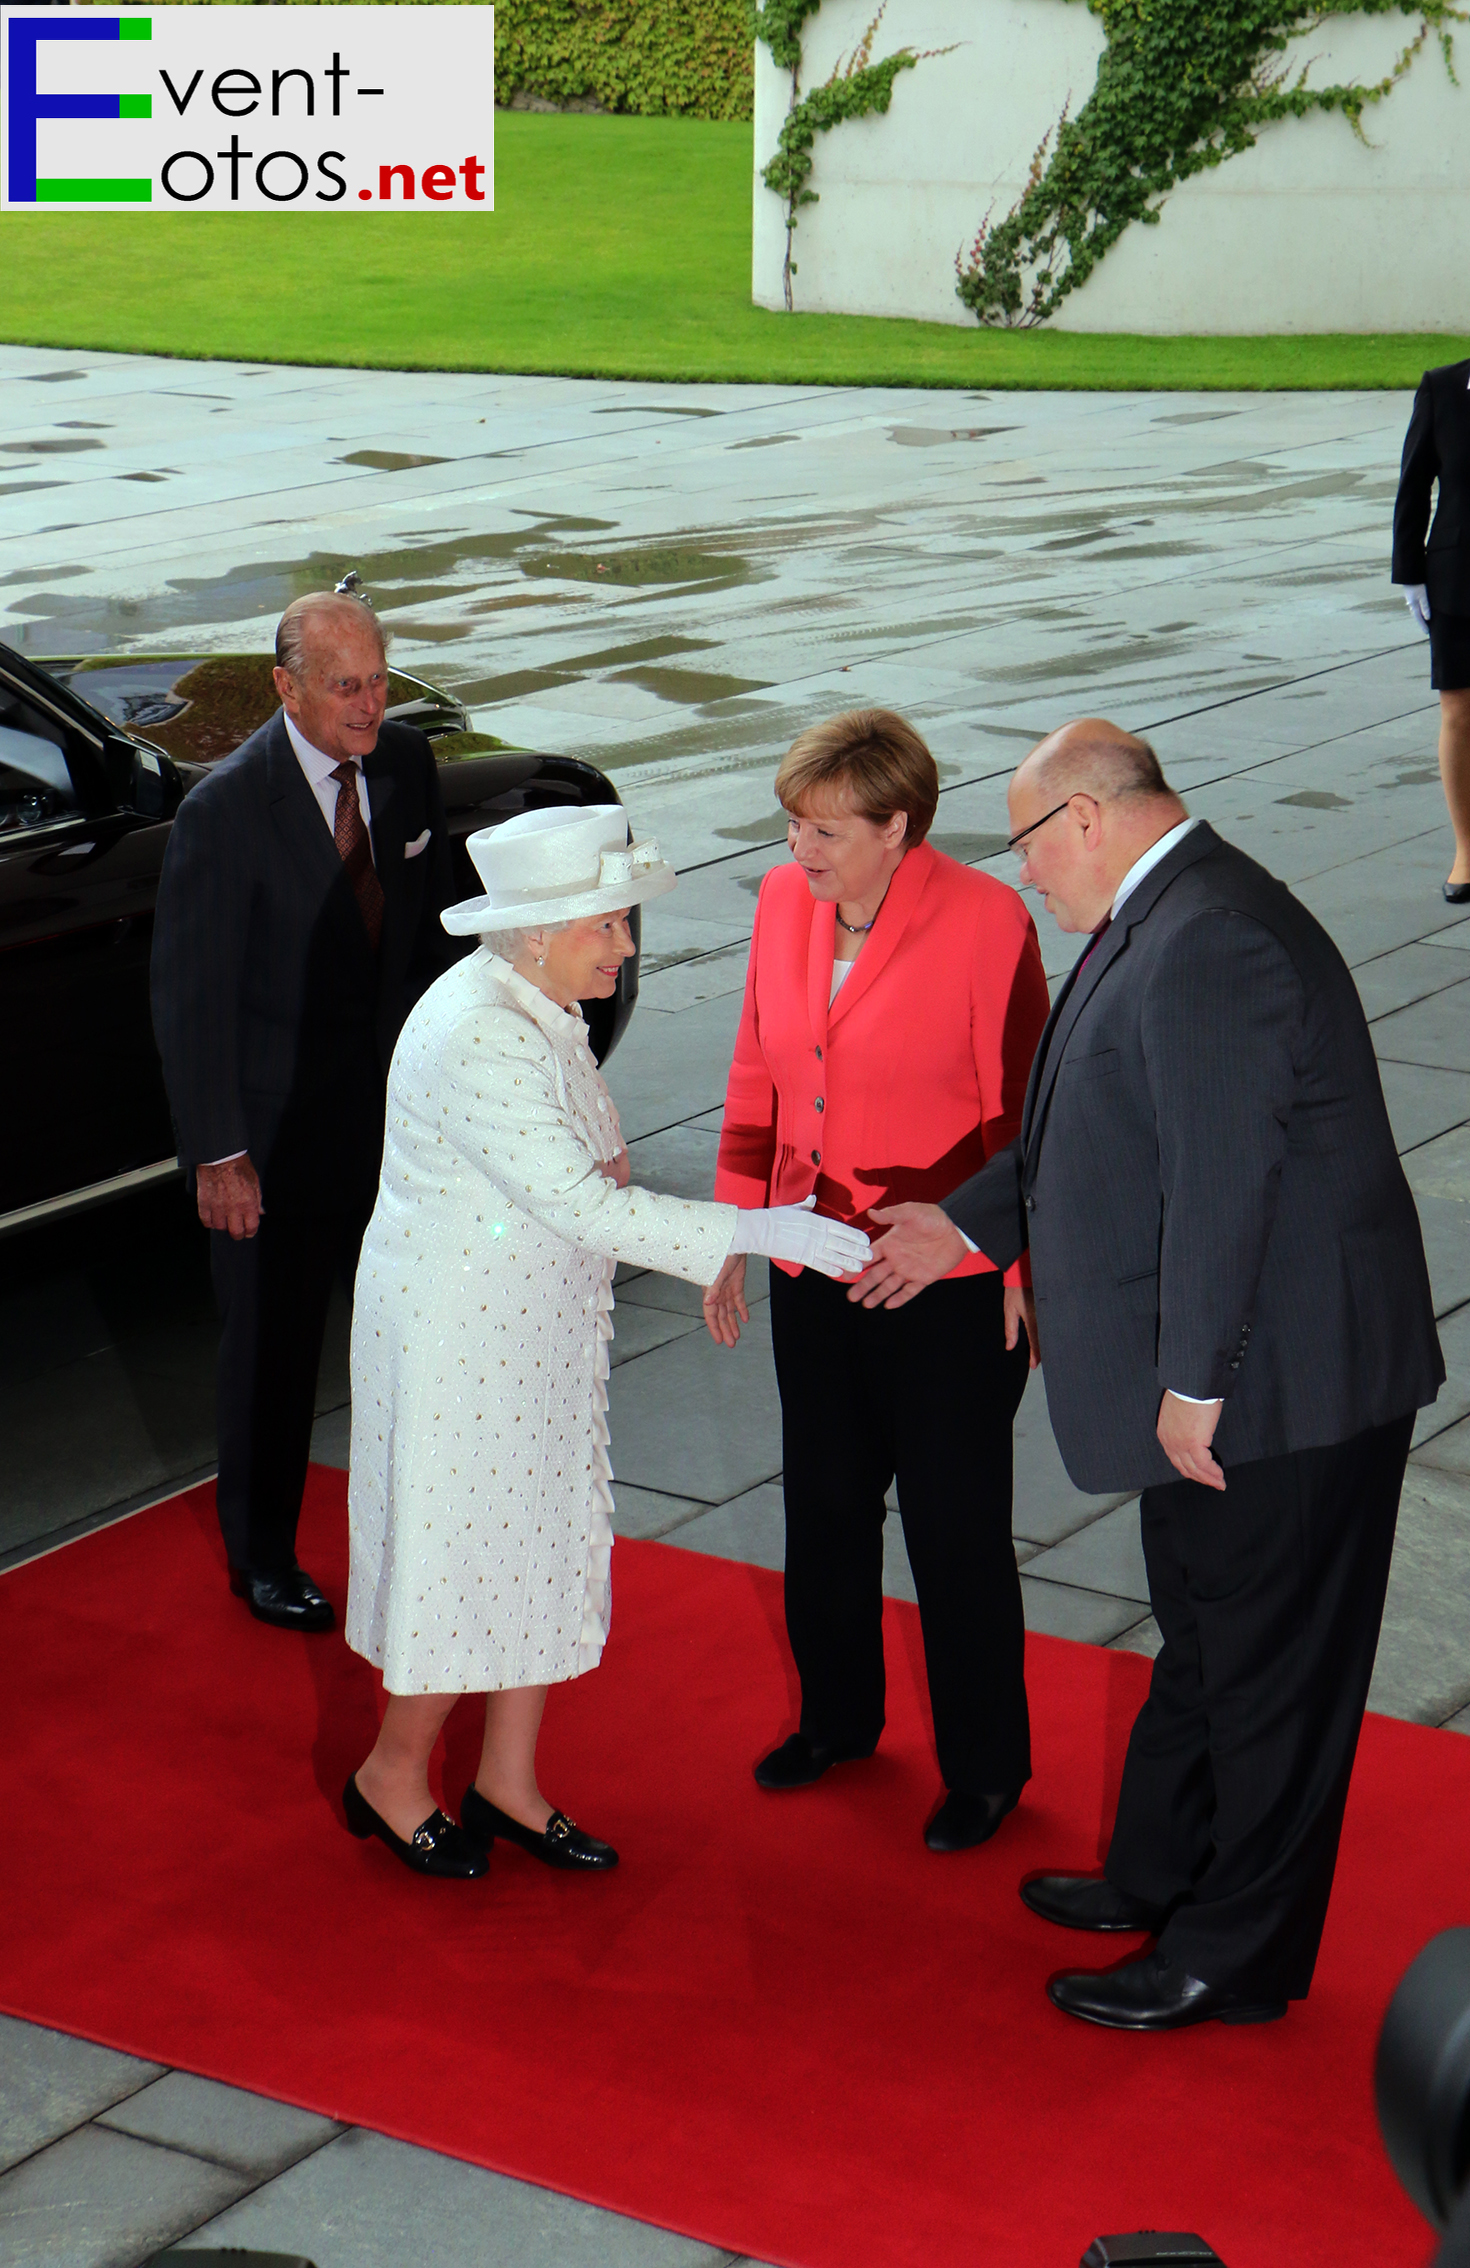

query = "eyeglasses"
(1006, 799), (1074, 858)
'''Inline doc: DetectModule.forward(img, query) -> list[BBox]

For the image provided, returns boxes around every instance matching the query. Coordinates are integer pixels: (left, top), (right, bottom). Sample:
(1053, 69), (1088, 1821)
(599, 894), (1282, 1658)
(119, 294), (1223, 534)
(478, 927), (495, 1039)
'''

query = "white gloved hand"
(730, 1195), (872, 1280)
(1405, 584), (1432, 636)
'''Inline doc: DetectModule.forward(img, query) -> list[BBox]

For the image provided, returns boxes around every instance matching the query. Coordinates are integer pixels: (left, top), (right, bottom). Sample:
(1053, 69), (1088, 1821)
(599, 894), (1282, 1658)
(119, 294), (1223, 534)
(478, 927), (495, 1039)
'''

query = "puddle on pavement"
(1153, 411), (1243, 424)
(56, 421), (111, 432)
(0, 483), (63, 502)
(20, 369), (90, 383)
(380, 619), (474, 642)
(591, 405), (721, 418)
(0, 438), (105, 454)
(931, 830), (1009, 863)
(888, 426), (1019, 447)
(564, 635), (717, 670)
(1395, 769), (1441, 786)
(1277, 790), (1353, 810)
(727, 434), (798, 451)
(612, 665), (772, 705)
(520, 545), (751, 591)
(0, 563), (88, 589)
(338, 450), (451, 471)
(716, 813), (789, 845)
(1, 516), (619, 643)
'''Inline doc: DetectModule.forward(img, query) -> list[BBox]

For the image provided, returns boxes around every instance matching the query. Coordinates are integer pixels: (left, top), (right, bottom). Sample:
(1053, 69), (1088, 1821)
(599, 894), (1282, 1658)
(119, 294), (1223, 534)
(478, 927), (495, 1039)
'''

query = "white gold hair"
(479, 918), (575, 958)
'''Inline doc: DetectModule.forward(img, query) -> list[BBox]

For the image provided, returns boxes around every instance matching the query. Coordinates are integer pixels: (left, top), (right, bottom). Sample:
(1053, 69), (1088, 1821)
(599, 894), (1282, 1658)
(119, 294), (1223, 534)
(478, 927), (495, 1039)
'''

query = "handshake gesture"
(704, 1198), (872, 1347)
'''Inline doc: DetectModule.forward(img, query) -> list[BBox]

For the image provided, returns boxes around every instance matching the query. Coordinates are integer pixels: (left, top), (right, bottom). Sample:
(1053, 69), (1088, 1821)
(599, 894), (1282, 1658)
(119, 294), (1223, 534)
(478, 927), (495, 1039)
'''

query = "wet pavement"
(1, 344), (1467, 2267)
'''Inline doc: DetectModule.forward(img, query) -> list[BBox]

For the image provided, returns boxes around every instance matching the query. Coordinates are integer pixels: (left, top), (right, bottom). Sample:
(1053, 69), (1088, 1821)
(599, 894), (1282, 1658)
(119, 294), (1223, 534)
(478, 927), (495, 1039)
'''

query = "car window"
(0, 684), (84, 835)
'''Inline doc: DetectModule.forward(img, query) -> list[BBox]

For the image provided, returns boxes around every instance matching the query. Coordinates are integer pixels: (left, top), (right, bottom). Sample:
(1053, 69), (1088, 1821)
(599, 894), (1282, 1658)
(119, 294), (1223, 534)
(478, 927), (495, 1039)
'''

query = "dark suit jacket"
(1392, 358), (1470, 613)
(150, 713), (460, 1213)
(942, 824), (1443, 1493)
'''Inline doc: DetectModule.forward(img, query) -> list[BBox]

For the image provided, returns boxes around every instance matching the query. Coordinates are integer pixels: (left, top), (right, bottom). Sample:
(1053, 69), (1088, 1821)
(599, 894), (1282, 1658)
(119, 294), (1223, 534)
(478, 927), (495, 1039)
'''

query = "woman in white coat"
(342, 805), (869, 1880)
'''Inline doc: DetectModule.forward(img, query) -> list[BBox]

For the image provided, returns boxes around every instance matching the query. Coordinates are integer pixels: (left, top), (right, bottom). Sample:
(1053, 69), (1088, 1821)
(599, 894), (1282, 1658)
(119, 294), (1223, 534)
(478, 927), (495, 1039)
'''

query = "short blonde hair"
(775, 709), (939, 848)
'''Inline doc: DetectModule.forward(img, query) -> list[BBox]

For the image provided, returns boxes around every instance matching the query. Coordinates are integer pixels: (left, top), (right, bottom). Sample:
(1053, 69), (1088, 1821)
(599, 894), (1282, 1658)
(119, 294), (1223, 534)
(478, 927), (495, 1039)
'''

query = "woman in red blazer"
(708, 710), (1051, 1851)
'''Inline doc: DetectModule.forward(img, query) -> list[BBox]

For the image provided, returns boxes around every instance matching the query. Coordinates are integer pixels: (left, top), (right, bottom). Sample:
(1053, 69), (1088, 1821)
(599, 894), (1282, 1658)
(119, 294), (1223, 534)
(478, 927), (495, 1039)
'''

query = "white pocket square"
(404, 828), (432, 859)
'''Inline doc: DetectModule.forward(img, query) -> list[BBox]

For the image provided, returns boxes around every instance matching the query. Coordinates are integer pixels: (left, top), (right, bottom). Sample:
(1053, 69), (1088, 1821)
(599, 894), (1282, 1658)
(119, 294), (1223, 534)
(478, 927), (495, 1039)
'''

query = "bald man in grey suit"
(852, 720), (1443, 2032)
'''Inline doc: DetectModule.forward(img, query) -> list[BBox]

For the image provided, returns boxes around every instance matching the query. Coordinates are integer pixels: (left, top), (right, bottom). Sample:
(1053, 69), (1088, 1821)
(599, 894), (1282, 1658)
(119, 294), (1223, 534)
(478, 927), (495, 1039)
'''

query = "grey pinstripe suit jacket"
(150, 713), (459, 1213)
(943, 823), (1443, 1492)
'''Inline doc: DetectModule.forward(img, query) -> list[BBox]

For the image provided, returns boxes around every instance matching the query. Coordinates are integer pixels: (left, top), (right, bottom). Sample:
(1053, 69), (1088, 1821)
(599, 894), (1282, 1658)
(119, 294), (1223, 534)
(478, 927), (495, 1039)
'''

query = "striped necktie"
(329, 761), (385, 949)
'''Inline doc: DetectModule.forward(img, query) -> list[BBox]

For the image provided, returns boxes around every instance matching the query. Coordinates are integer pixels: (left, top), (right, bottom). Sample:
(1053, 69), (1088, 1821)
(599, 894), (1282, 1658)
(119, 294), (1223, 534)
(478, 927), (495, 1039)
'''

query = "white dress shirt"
(282, 709), (376, 866)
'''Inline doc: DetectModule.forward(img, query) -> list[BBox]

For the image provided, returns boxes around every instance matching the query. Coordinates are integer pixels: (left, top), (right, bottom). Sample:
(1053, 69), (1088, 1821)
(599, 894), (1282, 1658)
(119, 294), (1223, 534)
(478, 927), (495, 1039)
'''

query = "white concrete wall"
(751, 0), (1470, 333)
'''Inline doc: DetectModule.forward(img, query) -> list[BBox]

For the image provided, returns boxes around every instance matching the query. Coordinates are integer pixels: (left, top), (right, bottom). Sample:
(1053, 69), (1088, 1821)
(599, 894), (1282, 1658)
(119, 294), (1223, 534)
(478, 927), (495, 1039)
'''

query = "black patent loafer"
(342, 1775), (487, 1878)
(1021, 1871), (1168, 1933)
(461, 1786), (617, 1870)
(1047, 1949), (1287, 2031)
(752, 1732), (877, 1790)
(229, 1563), (335, 1633)
(924, 1787), (1022, 1852)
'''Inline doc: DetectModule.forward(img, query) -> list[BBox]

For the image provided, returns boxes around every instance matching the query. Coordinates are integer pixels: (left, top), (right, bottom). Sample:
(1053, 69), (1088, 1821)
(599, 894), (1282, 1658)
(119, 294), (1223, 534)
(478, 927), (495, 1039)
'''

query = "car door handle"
(55, 842), (96, 857)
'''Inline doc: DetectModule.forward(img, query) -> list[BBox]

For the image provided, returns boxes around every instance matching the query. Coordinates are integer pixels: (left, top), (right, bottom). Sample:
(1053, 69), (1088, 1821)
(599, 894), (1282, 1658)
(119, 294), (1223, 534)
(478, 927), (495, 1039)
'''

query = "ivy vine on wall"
(955, 0), (1466, 326)
(754, 0), (951, 311)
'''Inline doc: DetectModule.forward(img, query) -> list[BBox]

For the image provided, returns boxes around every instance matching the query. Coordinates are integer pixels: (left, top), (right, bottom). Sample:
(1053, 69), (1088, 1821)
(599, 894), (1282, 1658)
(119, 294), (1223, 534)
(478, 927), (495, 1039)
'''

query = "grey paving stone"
(608, 1302), (704, 1369)
(615, 1256), (768, 1317)
(1380, 1062), (1470, 1156)
(625, 1124), (722, 1202)
(1441, 1703), (1470, 1734)
(1024, 1501), (1149, 1605)
(1369, 1463), (1470, 1725)
(1412, 1416), (1470, 1479)
(1109, 1613), (1164, 1660)
(603, 987), (746, 1145)
(1373, 975), (1470, 1075)
(176, 2125), (733, 2268)
(97, 2072), (341, 2181)
(0, 2018), (163, 2179)
(0, 2121), (248, 2268)
(1414, 1305), (1470, 1449)
(1356, 941), (1470, 1023)
(608, 1310), (782, 1502)
(610, 1481), (707, 1540)
(1020, 1576), (1146, 1646)
(1013, 1370), (1136, 1547)
(663, 1481), (785, 1572)
(309, 1403), (351, 1471)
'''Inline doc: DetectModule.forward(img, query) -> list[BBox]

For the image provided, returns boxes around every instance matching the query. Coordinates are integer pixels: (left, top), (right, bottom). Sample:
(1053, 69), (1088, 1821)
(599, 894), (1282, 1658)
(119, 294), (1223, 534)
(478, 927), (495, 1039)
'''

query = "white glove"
(1405, 584), (1432, 636)
(730, 1195), (872, 1279)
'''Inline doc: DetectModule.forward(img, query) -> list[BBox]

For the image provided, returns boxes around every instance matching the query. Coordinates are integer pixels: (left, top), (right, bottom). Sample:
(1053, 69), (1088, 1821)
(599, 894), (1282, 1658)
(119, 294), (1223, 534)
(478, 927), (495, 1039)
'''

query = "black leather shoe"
(924, 1787), (1022, 1851)
(229, 1564), (335, 1633)
(1445, 880), (1470, 904)
(341, 1775), (487, 1878)
(1047, 1949), (1287, 2030)
(1021, 1871), (1168, 1932)
(461, 1786), (617, 1870)
(753, 1732), (877, 1790)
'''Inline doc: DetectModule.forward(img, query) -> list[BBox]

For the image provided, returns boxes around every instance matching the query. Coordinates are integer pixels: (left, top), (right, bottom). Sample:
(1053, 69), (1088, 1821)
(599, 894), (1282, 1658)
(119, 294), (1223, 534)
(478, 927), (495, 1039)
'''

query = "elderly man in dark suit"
(1393, 356), (1470, 902)
(151, 592), (459, 1631)
(852, 719), (1444, 2031)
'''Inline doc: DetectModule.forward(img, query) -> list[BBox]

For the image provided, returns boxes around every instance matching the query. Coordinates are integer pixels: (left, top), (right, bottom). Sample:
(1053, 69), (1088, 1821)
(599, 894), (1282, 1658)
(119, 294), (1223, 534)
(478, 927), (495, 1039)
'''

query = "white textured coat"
(346, 950), (736, 1696)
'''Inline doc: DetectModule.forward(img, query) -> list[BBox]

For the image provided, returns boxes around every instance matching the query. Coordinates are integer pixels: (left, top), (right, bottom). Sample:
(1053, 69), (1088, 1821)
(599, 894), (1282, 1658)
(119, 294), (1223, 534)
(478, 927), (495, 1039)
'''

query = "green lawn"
(1, 111), (1464, 389)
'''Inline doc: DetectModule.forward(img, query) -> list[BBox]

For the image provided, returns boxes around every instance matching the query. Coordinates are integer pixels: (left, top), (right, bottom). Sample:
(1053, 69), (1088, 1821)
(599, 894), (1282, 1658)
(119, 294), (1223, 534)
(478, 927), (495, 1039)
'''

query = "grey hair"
(479, 918), (575, 958)
(275, 591), (388, 680)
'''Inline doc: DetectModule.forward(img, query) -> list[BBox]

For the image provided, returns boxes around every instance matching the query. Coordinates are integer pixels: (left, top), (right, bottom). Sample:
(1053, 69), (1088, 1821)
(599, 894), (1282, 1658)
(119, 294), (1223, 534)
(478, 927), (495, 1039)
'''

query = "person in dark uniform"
(151, 592), (460, 1631)
(1393, 357), (1470, 902)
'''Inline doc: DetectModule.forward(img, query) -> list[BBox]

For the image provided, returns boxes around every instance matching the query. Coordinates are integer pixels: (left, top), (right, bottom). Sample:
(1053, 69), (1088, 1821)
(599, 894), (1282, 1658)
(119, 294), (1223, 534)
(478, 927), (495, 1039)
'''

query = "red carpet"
(0, 1467), (1455, 2268)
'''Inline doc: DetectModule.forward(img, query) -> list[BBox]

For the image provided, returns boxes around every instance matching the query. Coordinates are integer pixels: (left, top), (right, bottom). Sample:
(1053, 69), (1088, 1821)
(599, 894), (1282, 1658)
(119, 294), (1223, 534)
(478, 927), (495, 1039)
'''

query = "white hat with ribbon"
(441, 804), (677, 936)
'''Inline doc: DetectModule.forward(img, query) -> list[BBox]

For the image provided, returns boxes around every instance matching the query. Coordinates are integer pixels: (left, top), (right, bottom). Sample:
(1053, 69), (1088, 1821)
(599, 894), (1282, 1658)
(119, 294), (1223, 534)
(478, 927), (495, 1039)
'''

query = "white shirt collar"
(1111, 816), (1199, 920)
(282, 707), (350, 782)
(485, 950), (586, 1040)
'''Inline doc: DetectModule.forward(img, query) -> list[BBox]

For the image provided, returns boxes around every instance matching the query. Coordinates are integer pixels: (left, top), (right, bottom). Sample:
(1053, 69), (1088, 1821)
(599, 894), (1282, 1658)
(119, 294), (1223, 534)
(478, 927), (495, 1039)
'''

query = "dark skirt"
(1430, 607), (1470, 692)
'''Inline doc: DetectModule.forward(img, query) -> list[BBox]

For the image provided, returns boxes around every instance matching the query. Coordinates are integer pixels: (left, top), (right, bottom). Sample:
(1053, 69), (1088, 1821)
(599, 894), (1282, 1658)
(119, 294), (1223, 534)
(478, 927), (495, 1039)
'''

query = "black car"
(1, 639), (638, 1234)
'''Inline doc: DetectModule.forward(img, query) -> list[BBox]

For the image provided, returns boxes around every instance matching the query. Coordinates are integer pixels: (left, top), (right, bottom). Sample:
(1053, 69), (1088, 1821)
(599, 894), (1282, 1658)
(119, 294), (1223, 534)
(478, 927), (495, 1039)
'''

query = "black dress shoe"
(1047, 1949), (1287, 2030)
(461, 1786), (617, 1870)
(229, 1564), (335, 1633)
(1021, 1871), (1168, 1932)
(1445, 880), (1470, 904)
(753, 1732), (877, 1790)
(341, 1775), (487, 1878)
(924, 1787), (1022, 1851)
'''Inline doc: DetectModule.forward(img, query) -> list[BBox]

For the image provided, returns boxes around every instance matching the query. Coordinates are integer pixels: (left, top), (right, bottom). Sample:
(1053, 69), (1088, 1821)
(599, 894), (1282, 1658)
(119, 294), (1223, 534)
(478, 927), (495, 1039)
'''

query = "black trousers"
(768, 1265), (1031, 1796)
(1106, 1412), (1413, 2001)
(211, 1203), (371, 1574)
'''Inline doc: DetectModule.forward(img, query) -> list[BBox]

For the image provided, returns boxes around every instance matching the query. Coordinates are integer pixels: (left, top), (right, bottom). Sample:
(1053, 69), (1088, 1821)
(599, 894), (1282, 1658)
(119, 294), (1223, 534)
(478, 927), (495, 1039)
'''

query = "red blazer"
(713, 840), (1050, 1282)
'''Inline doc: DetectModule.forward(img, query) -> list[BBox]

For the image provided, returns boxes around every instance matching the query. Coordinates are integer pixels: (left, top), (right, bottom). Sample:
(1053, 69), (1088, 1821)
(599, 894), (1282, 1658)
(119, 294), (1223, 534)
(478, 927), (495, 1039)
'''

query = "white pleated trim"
(576, 1265), (617, 1672)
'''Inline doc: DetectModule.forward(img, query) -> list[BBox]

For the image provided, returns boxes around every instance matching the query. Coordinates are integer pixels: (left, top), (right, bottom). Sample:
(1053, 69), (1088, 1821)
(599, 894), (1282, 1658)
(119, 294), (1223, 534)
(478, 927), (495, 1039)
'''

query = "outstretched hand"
(847, 1202), (969, 1309)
